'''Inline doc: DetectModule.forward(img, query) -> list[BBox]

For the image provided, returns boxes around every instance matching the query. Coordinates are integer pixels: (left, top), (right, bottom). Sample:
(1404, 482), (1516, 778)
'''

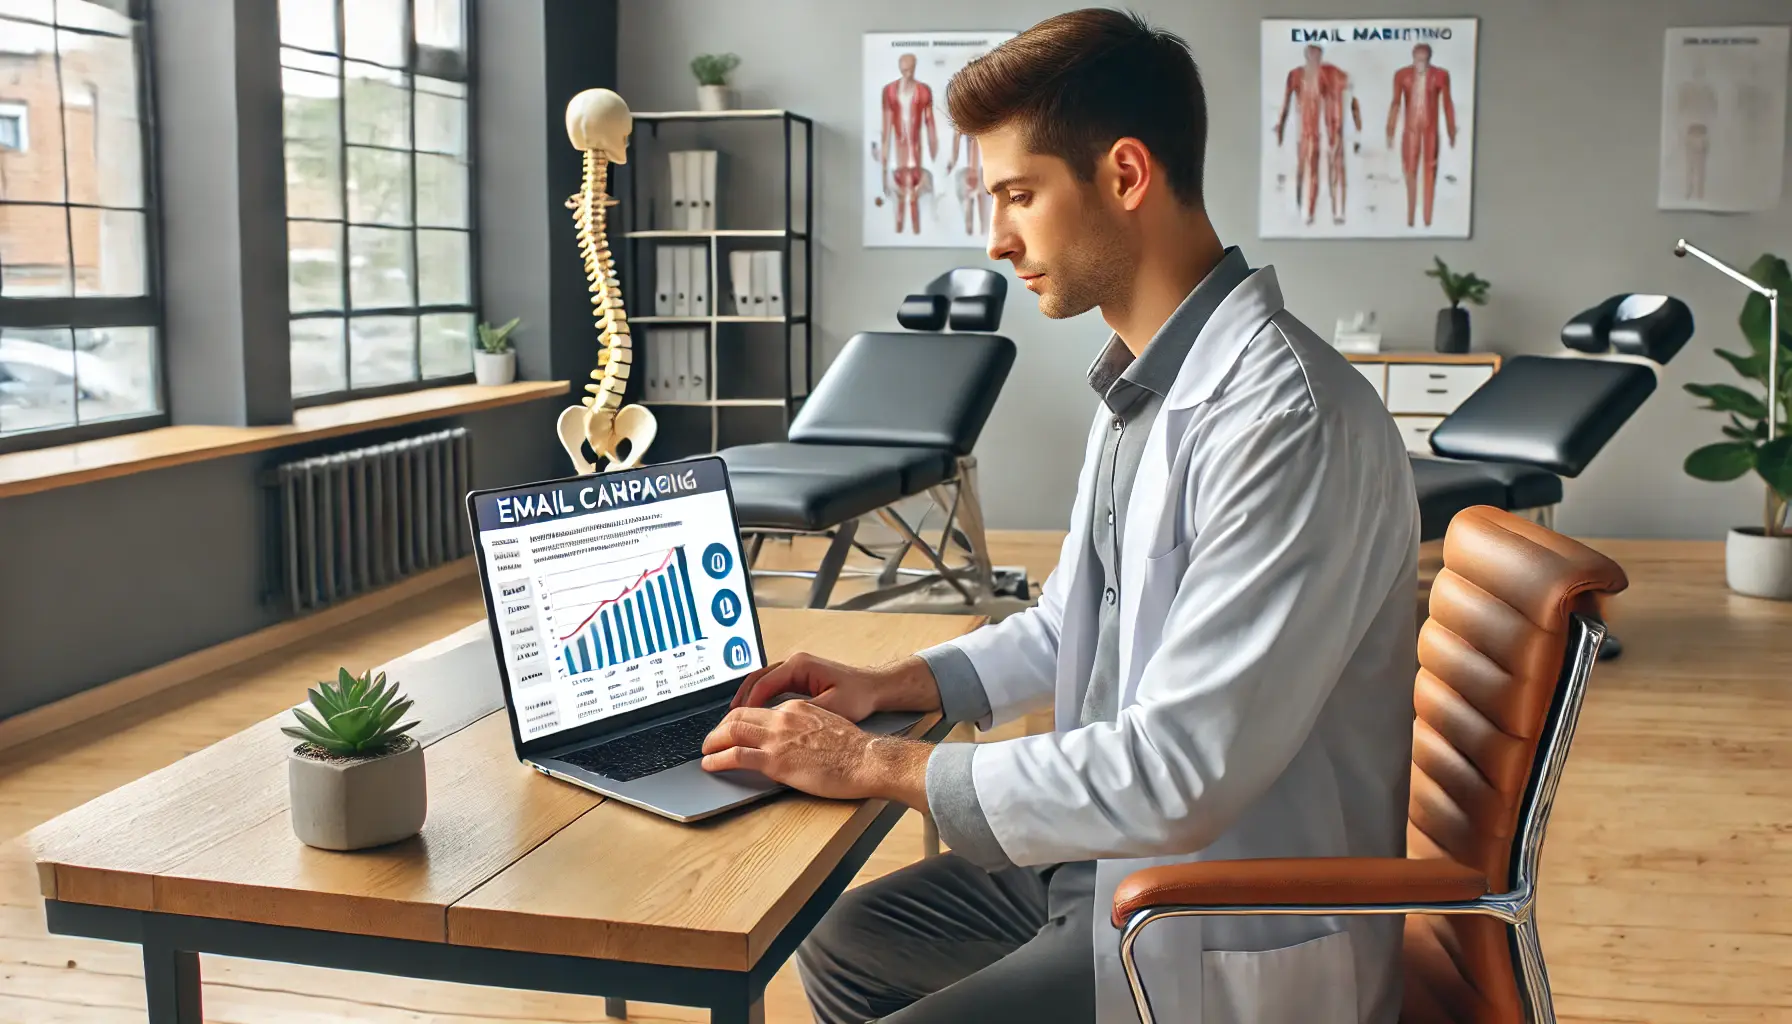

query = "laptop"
(466, 455), (921, 822)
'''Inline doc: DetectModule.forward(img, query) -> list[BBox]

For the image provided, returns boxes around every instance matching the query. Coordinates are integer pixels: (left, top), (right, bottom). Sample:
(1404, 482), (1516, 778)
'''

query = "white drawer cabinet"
(1385, 363), (1495, 415)
(1395, 415), (1446, 454)
(1352, 361), (1387, 402)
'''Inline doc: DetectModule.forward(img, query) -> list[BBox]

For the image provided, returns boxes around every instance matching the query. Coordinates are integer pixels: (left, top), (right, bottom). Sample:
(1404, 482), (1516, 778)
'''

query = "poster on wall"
(863, 30), (1016, 248)
(1657, 26), (1789, 213)
(1259, 18), (1478, 239)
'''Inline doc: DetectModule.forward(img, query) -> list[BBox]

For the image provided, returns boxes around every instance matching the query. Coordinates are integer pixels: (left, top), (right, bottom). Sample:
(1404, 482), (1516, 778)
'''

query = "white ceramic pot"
(473, 350), (515, 386)
(1725, 527), (1792, 601)
(697, 84), (731, 111)
(288, 738), (427, 851)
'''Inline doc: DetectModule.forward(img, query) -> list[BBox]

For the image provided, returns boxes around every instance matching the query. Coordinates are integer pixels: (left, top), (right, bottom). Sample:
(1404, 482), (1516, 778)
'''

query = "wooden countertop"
(0, 380), (570, 500)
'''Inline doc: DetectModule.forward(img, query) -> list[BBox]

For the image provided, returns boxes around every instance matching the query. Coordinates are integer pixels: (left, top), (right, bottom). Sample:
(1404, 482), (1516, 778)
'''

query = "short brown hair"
(948, 8), (1208, 204)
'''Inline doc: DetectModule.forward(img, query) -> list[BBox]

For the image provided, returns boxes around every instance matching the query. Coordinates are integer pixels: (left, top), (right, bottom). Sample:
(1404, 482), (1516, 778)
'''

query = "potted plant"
(691, 53), (740, 111)
(283, 667), (426, 851)
(475, 317), (520, 385)
(1425, 257), (1490, 353)
(1682, 252), (1792, 600)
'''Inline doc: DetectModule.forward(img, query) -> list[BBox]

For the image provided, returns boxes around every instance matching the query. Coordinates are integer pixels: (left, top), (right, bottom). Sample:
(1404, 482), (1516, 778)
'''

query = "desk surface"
(27, 607), (981, 973)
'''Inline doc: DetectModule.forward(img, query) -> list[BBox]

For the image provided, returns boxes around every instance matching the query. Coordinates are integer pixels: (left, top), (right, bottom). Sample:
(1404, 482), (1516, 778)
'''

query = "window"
(280, 0), (476, 402)
(0, 0), (159, 448)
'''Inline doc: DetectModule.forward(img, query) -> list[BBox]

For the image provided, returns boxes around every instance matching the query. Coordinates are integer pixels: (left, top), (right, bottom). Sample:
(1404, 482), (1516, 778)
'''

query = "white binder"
(747, 249), (768, 318)
(688, 329), (708, 401)
(672, 245), (691, 317)
(641, 330), (663, 400)
(757, 250), (785, 318)
(668, 151), (690, 231)
(690, 245), (710, 317)
(672, 328), (689, 399)
(654, 246), (674, 316)
(683, 150), (705, 231)
(699, 150), (718, 230)
(728, 250), (753, 315)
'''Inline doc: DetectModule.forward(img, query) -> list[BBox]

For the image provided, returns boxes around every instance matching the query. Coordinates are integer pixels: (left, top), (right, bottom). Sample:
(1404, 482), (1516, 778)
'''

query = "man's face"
(898, 54), (916, 80)
(979, 123), (1132, 320)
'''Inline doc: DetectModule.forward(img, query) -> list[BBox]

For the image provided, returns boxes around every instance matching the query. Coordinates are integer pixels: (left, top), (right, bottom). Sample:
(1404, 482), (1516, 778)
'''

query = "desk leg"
(606, 995), (628, 1018)
(143, 943), (201, 1024)
(714, 997), (765, 1024)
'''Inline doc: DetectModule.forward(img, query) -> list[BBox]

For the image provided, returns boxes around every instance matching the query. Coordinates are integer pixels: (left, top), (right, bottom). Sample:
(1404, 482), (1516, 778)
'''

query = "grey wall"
(618, 0), (1792, 539)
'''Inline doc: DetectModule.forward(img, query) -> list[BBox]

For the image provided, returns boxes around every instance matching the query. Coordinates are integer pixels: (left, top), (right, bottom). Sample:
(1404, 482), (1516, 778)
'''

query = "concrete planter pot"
(1726, 527), (1792, 600)
(288, 737), (427, 851)
(474, 350), (515, 386)
(697, 84), (731, 111)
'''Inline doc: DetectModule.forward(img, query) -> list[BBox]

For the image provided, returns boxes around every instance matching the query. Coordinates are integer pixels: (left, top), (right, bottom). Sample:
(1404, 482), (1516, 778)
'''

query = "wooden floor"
(1, 533), (1785, 1022)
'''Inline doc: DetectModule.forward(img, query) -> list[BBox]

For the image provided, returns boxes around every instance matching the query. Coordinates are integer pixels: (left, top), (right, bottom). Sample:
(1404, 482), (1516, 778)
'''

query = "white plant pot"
(697, 84), (731, 111)
(288, 738), (427, 851)
(473, 350), (515, 386)
(1725, 527), (1792, 601)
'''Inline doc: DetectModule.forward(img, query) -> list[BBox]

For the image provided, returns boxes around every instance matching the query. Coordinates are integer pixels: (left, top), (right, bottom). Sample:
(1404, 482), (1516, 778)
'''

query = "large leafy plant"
(690, 53), (740, 87)
(283, 668), (419, 757)
(1426, 256), (1490, 309)
(1683, 253), (1792, 537)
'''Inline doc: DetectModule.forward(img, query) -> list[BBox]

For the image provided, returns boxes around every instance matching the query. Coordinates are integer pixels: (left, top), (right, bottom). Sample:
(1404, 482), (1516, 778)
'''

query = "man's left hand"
(701, 701), (930, 807)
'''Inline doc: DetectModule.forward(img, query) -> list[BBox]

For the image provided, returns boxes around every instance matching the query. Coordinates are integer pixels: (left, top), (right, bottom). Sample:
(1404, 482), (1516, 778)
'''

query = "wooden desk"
(25, 607), (982, 1024)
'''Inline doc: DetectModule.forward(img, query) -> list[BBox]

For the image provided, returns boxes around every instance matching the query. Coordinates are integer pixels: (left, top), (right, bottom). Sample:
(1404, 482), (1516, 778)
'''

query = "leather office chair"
(1112, 506), (1628, 1023)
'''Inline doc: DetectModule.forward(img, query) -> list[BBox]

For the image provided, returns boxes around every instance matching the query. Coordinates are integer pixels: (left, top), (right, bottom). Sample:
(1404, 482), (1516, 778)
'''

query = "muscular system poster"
(863, 30), (1016, 248)
(1657, 26), (1788, 213)
(1260, 18), (1478, 239)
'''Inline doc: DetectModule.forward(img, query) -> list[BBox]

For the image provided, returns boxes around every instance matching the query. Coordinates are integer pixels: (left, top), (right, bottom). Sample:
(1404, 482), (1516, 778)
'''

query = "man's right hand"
(731, 652), (940, 723)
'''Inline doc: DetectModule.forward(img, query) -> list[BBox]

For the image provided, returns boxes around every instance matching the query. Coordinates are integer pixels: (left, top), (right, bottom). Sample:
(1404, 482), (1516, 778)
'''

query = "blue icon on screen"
(712, 589), (742, 627)
(702, 543), (733, 579)
(724, 637), (752, 670)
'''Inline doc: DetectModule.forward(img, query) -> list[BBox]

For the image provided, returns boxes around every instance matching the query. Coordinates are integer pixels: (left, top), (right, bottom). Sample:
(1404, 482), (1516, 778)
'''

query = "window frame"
(283, 0), (481, 410)
(0, 0), (167, 455)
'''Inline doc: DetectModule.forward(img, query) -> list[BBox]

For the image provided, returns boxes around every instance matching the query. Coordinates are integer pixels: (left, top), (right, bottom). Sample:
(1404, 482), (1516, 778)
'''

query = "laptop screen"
(468, 458), (764, 746)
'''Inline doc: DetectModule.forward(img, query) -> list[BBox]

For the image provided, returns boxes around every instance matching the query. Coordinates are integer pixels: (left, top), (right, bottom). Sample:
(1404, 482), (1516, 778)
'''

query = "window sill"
(0, 380), (571, 500)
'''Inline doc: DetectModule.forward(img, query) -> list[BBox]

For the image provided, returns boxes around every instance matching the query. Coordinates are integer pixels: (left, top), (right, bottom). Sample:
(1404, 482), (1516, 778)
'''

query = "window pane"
(279, 0), (336, 53)
(414, 80), (464, 156)
(291, 317), (346, 396)
(349, 225), (412, 309)
(350, 314), (416, 388)
(414, 0), (462, 53)
(0, 2), (53, 22)
(70, 207), (143, 296)
(420, 311), (472, 378)
(0, 21), (64, 202)
(415, 152), (465, 227)
(416, 228), (467, 305)
(345, 62), (408, 148)
(284, 141), (341, 219)
(58, 27), (143, 208)
(0, 327), (75, 434)
(74, 325), (156, 423)
(344, 0), (405, 67)
(347, 146), (410, 225)
(0, 203), (70, 295)
(282, 64), (340, 142)
(281, 46), (337, 77)
(288, 220), (342, 313)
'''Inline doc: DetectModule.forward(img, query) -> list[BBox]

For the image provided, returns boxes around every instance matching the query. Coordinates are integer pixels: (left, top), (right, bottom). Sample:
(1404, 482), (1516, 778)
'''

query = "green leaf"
(387, 719), (421, 739)
(1685, 382), (1768, 419)
(308, 686), (344, 722)
(291, 707), (334, 739)
(376, 698), (414, 736)
(328, 705), (377, 744)
(1757, 437), (1792, 499)
(1714, 347), (1768, 384)
(1685, 442), (1756, 481)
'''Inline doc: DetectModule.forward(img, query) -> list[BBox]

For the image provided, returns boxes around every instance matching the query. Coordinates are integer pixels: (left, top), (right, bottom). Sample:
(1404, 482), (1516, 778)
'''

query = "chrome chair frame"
(1119, 614), (1609, 1024)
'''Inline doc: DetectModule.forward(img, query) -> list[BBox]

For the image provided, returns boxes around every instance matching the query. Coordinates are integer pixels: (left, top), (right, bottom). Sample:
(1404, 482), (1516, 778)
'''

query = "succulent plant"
(283, 668), (420, 757)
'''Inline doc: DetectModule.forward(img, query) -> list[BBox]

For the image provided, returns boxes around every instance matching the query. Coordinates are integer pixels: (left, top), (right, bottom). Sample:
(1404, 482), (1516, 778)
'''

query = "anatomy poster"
(1259, 19), (1478, 239)
(1657, 26), (1789, 213)
(864, 30), (1015, 248)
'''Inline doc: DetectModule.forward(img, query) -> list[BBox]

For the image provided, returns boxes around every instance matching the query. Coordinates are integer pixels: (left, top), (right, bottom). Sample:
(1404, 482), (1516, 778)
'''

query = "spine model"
(569, 151), (630, 414)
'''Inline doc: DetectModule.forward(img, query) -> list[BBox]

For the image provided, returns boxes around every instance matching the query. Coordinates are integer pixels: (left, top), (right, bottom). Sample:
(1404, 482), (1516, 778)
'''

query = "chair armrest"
(1111, 857), (1490, 928)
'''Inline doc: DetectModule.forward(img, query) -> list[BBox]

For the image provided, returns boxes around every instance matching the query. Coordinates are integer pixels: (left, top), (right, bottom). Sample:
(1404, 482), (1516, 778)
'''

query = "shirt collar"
(1085, 246), (1253, 402)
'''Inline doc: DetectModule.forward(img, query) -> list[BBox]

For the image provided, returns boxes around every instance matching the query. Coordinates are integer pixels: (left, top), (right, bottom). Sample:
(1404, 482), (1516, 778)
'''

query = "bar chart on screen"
(549, 547), (705, 674)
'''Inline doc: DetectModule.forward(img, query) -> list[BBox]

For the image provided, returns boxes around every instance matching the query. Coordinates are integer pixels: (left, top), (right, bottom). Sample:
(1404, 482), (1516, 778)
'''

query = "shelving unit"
(618, 109), (814, 458)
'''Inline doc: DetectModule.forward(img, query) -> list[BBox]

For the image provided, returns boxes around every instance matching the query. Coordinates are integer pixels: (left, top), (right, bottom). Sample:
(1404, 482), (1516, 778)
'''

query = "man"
(703, 9), (1418, 1023)
(881, 52), (938, 234)
(1385, 43), (1456, 229)
(1275, 44), (1361, 225)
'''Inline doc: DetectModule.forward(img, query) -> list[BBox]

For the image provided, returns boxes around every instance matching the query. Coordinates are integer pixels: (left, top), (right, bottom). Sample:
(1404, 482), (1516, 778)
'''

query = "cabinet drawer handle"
(1428, 372), (1448, 379)
(1425, 388), (1449, 394)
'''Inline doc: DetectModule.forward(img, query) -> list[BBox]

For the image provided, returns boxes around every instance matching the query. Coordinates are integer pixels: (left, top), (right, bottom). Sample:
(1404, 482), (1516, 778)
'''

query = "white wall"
(619, 0), (1792, 539)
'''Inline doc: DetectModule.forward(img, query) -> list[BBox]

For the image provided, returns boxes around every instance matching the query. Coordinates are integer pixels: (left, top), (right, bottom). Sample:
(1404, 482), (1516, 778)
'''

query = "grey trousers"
(795, 853), (1098, 1024)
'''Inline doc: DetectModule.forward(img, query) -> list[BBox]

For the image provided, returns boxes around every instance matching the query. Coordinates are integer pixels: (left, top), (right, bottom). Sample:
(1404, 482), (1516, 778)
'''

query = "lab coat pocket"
(1201, 929), (1357, 1024)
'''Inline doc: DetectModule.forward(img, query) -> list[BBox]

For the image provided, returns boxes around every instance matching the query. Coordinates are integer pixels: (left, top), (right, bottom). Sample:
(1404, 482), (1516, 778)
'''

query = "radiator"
(274, 428), (474, 612)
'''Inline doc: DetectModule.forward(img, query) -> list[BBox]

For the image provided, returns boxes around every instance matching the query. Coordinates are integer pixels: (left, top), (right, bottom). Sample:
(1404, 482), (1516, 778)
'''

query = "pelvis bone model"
(557, 87), (657, 475)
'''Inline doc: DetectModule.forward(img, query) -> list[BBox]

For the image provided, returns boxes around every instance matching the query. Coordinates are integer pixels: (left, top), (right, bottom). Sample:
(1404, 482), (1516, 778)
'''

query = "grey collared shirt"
(920, 247), (1253, 870)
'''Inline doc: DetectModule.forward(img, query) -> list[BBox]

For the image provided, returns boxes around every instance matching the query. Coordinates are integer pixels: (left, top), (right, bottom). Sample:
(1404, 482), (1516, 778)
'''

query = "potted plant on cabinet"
(691, 53), (740, 111)
(1426, 256), (1490, 353)
(474, 317), (520, 385)
(283, 667), (426, 851)
(1682, 252), (1792, 600)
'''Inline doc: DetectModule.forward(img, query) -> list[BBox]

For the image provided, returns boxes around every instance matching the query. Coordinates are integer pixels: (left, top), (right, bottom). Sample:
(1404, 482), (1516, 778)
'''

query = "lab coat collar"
(1162, 265), (1286, 412)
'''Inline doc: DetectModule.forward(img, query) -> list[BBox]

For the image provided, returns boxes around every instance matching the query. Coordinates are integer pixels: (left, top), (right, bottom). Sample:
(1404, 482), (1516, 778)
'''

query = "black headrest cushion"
(898, 294), (948, 332)
(948, 295), (1001, 333)
(1561, 295), (1625, 353)
(1608, 294), (1694, 364)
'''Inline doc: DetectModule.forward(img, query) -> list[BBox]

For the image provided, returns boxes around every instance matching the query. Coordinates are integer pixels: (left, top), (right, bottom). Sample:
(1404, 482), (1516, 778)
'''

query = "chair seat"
(720, 442), (955, 493)
(1412, 457), (1565, 542)
(724, 465), (907, 533)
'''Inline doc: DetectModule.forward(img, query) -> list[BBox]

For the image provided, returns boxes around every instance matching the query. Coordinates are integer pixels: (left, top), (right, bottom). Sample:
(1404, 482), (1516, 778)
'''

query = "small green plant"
(691, 52), (740, 87)
(477, 316), (520, 354)
(282, 668), (419, 757)
(1426, 256), (1491, 308)
(1682, 253), (1792, 537)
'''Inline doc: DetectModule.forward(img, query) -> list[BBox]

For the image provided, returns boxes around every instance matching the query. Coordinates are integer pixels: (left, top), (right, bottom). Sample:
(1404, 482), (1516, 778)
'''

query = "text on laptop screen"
(472, 460), (762, 743)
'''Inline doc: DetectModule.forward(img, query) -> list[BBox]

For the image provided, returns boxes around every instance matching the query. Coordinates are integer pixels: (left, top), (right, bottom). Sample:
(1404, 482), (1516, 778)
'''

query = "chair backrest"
(1403, 506), (1627, 1022)
(788, 331), (1016, 455)
(896, 268), (1008, 333)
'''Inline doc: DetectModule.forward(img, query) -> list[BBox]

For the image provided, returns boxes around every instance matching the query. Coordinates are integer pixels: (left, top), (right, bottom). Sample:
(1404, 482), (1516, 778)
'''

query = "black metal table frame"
(45, 795), (916, 1024)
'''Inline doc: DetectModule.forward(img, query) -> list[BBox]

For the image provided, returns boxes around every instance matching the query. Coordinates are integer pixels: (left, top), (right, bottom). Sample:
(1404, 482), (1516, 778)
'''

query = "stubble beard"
(1034, 208), (1133, 320)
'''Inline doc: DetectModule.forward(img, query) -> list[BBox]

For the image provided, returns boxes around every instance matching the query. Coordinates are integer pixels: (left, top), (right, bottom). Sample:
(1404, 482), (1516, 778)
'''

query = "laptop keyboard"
(557, 703), (733, 783)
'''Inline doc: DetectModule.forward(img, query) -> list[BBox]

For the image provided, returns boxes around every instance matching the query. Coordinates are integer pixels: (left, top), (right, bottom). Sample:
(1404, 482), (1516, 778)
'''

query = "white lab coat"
(939, 267), (1419, 1024)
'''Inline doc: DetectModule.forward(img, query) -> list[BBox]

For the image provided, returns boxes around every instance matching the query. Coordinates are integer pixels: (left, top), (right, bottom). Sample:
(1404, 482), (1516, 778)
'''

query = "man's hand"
(730, 652), (941, 722)
(700, 701), (932, 806)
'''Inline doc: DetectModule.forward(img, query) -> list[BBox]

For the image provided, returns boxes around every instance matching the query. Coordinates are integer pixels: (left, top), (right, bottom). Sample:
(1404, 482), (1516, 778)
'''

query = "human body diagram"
(1385, 44), (1457, 229)
(876, 53), (938, 235)
(1275, 45), (1361, 225)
